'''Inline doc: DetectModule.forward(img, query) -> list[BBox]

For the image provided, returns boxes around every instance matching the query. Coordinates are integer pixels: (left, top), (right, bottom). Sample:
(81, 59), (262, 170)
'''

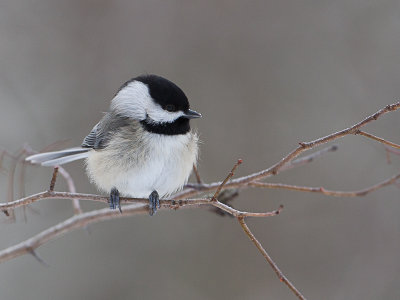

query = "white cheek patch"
(111, 81), (152, 120)
(146, 101), (184, 123)
(111, 80), (184, 123)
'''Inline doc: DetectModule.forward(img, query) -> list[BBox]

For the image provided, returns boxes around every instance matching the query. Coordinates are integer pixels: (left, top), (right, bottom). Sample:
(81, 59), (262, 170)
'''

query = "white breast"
(85, 131), (198, 198)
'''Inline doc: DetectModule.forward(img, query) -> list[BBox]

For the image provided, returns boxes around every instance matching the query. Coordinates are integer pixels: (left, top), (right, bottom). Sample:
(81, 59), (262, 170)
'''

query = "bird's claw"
(149, 190), (160, 216)
(109, 187), (122, 213)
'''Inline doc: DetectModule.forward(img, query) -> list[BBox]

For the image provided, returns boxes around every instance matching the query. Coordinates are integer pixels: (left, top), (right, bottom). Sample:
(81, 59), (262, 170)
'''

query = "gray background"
(0, 1), (400, 299)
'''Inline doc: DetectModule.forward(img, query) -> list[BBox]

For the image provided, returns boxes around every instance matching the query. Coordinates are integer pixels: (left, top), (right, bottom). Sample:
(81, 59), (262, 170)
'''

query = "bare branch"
(356, 130), (400, 149)
(176, 103), (400, 199)
(0, 204), (148, 264)
(212, 201), (283, 218)
(1, 102), (400, 298)
(385, 145), (400, 156)
(280, 144), (338, 172)
(0, 195), (281, 264)
(49, 167), (59, 192)
(58, 167), (83, 215)
(28, 249), (49, 267)
(192, 164), (203, 184)
(238, 216), (307, 300)
(0, 190), (281, 218)
(22, 145), (83, 214)
(249, 173), (400, 197)
(211, 159), (242, 201)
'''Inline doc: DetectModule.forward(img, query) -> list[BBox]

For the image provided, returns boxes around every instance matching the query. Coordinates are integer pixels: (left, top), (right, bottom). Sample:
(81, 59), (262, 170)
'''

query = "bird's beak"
(183, 109), (202, 119)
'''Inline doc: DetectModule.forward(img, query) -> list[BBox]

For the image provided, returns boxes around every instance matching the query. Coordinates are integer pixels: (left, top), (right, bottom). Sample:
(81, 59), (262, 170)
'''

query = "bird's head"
(111, 74), (201, 135)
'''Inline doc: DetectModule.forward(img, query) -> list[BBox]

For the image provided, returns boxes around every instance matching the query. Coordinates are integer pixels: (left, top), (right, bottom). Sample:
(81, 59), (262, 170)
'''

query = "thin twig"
(58, 167), (82, 215)
(211, 189), (240, 216)
(23, 145), (83, 214)
(192, 164), (203, 184)
(211, 159), (242, 201)
(238, 216), (306, 300)
(385, 145), (400, 156)
(18, 150), (29, 222)
(28, 249), (49, 267)
(280, 144), (338, 172)
(385, 147), (392, 164)
(6, 149), (25, 221)
(249, 173), (400, 197)
(356, 130), (400, 149)
(49, 167), (59, 192)
(212, 202), (283, 218)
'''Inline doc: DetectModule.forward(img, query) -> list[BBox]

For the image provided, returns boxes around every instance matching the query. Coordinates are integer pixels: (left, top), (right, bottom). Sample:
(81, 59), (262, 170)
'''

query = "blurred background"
(0, 0), (400, 299)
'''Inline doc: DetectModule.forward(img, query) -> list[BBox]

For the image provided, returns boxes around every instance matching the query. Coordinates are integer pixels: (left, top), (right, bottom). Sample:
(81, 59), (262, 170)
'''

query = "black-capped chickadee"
(26, 74), (201, 215)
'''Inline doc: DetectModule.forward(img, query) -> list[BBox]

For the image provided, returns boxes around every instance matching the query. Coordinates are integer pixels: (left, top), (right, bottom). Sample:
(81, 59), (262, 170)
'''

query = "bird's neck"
(140, 117), (190, 135)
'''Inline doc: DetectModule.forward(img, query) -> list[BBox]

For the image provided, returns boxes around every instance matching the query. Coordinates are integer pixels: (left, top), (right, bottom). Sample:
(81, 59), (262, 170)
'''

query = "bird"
(26, 74), (201, 215)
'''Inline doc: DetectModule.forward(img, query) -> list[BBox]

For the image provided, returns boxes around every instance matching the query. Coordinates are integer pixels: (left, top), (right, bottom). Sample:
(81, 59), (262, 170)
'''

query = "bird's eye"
(165, 104), (176, 112)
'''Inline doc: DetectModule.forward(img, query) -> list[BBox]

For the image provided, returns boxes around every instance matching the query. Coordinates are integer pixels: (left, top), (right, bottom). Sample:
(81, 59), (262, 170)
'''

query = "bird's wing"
(81, 113), (132, 149)
(81, 123), (99, 148)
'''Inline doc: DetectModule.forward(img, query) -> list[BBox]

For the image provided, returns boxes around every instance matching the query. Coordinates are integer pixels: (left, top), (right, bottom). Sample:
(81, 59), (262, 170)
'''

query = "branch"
(211, 159), (242, 201)
(19, 144), (83, 214)
(249, 173), (400, 197)
(356, 130), (400, 149)
(1, 102), (400, 299)
(0, 190), (284, 216)
(57, 166), (83, 214)
(49, 167), (58, 192)
(279, 144), (338, 172)
(192, 164), (203, 184)
(238, 217), (307, 300)
(0, 200), (285, 264)
(0, 204), (148, 263)
(177, 103), (400, 199)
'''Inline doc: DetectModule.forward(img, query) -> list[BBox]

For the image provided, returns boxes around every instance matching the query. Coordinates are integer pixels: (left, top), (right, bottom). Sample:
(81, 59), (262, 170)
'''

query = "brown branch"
(385, 147), (392, 164)
(192, 164), (203, 184)
(1, 150), (395, 222)
(0, 193), (282, 264)
(249, 173), (400, 197)
(385, 145), (400, 156)
(1, 102), (399, 298)
(211, 159), (242, 201)
(242, 103), (400, 179)
(58, 167), (83, 215)
(176, 103), (400, 199)
(238, 216), (306, 300)
(49, 167), (59, 192)
(279, 144), (338, 172)
(5, 149), (26, 221)
(212, 201), (283, 218)
(0, 190), (281, 218)
(182, 145), (338, 196)
(0, 159), (282, 262)
(356, 130), (400, 149)
(0, 203), (148, 263)
(22, 145), (83, 214)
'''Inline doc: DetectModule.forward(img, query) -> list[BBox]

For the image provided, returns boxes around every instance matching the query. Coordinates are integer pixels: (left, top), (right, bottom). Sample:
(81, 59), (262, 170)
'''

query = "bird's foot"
(149, 190), (160, 216)
(109, 187), (122, 213)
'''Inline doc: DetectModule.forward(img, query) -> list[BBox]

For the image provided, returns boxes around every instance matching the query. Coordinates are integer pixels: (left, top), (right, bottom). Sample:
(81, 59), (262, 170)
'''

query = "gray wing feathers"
(81, 123), (101, 148)
(26, 147), (89, 166)
(81, 113), (131, 149)
(26, 113), (131, 167)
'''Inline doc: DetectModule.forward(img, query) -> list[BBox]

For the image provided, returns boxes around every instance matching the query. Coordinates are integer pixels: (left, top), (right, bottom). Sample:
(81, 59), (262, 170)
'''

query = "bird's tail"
(25, 147), (90, 167)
